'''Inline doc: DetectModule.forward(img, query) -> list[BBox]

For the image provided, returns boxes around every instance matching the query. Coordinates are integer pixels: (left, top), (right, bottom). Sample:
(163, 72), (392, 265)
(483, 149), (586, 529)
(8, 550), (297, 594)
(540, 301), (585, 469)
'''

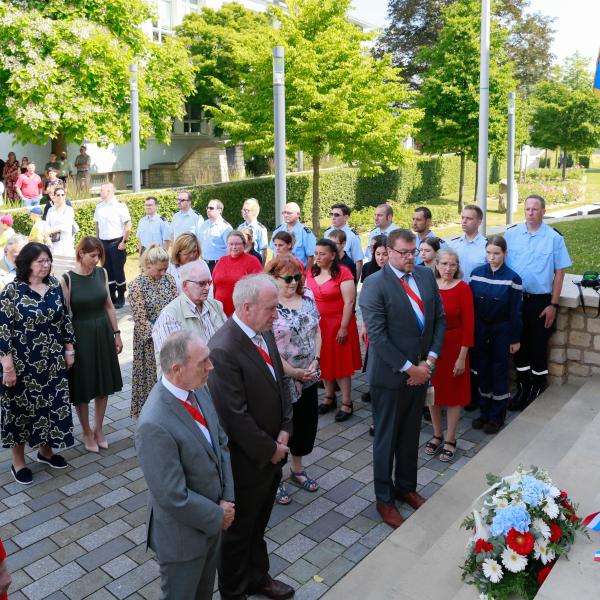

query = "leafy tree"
(377, 0), (554, 93)
(530, 54), (600, 180)
(0, 0), (196, 146)
(415, 0), (516, 212)
(203, 0), (419, 233)
(175, 3), (276, 121)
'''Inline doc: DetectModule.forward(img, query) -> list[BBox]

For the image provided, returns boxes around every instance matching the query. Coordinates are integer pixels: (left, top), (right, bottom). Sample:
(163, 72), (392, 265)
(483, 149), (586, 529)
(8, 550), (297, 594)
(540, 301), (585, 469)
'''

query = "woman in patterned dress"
(2, 152), (20, 202)
(128, 244), (177, 417)
(0, 243), (75, 485)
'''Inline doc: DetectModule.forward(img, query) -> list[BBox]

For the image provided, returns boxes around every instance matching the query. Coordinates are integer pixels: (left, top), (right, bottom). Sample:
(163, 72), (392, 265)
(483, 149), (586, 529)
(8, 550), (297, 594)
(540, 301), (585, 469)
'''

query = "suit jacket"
(359, 264), (446, 390)
(207, 318), (293, 486)
(135, 382), (234, 564)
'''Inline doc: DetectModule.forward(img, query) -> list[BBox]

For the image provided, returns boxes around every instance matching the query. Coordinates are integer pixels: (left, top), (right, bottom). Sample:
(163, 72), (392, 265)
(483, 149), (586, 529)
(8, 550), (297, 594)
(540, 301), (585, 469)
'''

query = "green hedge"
(5, 153), (501, 253)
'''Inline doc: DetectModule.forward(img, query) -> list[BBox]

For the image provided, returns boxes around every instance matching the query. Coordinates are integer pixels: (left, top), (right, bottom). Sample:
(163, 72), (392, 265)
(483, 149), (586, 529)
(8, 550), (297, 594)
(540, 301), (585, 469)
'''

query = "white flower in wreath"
(479, 594), (489, 600)
(533, 517), (551, 539)
(542, 497), (559, 519)
(548, 485), (561, 498)
(482, 558), (504, 583)
(501, 547), (528, 573)
(492, 494), (509, 510)
(534, 540), (556, 565)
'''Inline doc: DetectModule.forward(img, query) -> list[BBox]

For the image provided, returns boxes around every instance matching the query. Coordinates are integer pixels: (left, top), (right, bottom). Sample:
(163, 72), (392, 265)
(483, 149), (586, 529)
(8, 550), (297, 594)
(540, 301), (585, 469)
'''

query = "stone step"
(322, 382), (585, 600)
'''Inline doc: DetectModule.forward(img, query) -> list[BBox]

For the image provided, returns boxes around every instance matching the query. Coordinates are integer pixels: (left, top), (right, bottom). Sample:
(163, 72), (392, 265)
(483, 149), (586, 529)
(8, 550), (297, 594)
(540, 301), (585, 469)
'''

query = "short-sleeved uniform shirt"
(323, 223), (364, 263)
(365, 223), (399, 261)
(137, 214), (171, 248)
(270, 221), (316, 267)
(504, 222), (571, 294)
(94, 199), (131, 240)
(196, 217), (233, 260)
(171, 209), (202, 240)
(448, 233), (487, 282)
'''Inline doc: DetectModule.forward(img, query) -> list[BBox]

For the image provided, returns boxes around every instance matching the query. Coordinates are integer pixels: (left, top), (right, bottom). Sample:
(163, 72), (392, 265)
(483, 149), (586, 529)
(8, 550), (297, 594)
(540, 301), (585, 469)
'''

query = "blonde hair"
(141, 244), (169, 271)
(171, 233), (202, 266)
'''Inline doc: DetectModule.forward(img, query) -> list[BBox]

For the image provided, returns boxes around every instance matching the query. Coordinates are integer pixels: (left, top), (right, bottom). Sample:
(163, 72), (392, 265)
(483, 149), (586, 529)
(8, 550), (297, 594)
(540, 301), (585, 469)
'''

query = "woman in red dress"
(428, 248), (474, 462)
(0, 537), (10, 598)
(306, 239), (362, 422)
(212, 230), (263, 316)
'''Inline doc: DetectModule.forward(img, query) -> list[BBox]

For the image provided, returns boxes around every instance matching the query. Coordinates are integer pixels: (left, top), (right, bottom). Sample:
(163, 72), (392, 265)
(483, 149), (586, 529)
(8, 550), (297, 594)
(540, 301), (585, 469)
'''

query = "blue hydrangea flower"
(519, 475), (550, 507)
(490, 505), (531, 537)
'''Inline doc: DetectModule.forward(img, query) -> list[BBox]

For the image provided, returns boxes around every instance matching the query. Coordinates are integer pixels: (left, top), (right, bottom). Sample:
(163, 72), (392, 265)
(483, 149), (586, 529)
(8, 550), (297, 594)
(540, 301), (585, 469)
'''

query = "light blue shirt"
(196, 217), (233, 260)
(136, 214), (171, 248)
(504, 222), (571, 294)
(171, 209), (201, 240)
(415, 230), (446, 265)
(448, 233), (487, 282)
(269, 221), (316, 267)
(323, 223), (364, 263)
(238, 220), (268, 253)
(364, 223), (399, 261)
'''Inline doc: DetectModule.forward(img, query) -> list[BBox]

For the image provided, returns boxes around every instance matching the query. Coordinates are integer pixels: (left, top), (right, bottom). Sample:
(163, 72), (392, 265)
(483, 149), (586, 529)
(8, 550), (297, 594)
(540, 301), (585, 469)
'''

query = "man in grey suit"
(359, 229), (446, 529)
(136, 331), (235, 600)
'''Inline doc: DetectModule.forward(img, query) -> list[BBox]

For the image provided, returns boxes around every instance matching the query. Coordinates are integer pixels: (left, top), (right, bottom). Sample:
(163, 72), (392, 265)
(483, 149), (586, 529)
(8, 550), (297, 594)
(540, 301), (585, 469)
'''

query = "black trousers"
(371, 383), (426, 504)
(289, 383), (318, 457)
(218, 467), (281, 598)
(514, 294), (553, 384)
(102, 238), (127, 297)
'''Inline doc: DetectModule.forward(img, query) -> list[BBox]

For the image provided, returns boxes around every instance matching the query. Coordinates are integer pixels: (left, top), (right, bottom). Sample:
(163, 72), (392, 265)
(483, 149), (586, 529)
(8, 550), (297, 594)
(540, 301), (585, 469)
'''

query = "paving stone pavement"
(0, 305), (516, 600)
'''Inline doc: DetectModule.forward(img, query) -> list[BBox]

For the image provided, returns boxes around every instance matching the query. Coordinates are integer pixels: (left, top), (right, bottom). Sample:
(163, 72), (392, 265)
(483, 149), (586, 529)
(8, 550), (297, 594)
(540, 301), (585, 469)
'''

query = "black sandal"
(424, 435), (444, 456)
(318, 395), (337, 415)
(334, 402), (353, 422)
(439, 440), (457, 463)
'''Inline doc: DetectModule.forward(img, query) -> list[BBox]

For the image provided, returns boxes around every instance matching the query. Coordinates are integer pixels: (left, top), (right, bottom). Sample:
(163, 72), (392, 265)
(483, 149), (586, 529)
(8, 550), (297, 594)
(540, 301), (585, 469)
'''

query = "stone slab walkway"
(0, 306), (514, 600)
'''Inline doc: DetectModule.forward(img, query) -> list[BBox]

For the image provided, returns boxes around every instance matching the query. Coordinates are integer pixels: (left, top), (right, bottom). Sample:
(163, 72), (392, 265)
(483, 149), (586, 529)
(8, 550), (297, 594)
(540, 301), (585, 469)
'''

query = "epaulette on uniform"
(506, 224), (518, 230)
(551, 227), (564, 236)
(351, 228), (359, 235)
(303, 226), (313, 234)
(450, 235), (461, 241)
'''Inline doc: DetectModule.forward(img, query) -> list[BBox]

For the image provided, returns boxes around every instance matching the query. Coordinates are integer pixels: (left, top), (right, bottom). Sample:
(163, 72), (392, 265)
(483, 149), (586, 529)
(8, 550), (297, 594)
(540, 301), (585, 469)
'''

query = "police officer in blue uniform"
(323, 203), (364, 280)
(237, 198), (269, 263)
(364, 204), (398, 261)
(412, 206), (446, 265)
(270, 202), (316, 268)
(470, 236), (523, 433)
(504, 195), (571, 410)
(136, 196), (171, 255)
(448, 204), (487, 282)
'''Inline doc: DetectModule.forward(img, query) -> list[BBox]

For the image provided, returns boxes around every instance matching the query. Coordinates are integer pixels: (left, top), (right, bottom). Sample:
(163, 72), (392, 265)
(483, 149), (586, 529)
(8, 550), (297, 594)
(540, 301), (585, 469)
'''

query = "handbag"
(50, 231), (61, 243)
(61, 272), (72, 317)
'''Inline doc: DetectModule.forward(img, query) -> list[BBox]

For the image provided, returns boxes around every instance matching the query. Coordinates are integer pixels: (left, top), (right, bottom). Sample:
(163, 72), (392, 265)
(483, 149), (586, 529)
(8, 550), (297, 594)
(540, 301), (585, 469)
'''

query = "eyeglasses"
(207, 206), (219, 211)
(389, 247), (419, 257)
(278, 274), (302, 284)
(185, 279), (212, 288)
(330, 212), (343, 217)
(34, 259), (52, 265)
(177, 198), (190, 203)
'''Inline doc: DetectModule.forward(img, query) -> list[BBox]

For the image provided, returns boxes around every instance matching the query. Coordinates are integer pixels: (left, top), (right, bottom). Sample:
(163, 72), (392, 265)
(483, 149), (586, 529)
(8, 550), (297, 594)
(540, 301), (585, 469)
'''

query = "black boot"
(522, 377), (548, 410)
(507, 378), (531, 412)
(114, 286), (126, 309)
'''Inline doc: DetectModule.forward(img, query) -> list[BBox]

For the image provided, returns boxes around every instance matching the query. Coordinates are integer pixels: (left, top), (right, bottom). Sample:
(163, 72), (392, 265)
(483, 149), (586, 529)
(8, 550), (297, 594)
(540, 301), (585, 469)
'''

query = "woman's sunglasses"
(278, 274), (302, 284)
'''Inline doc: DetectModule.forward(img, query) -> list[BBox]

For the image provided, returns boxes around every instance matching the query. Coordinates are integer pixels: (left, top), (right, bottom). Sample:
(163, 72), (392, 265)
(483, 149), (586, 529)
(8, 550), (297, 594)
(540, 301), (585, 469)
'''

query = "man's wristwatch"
(550, 303), (559, 309)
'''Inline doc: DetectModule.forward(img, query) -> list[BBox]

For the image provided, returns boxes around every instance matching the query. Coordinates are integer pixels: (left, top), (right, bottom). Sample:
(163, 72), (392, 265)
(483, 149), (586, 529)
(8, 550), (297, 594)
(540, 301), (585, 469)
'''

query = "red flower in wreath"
(549, 522), (562, 542)
(506, 528), (535, 555)
(537, 560), (556, 585)
(475, 538), (493, 553)
(559, 490), (569, 503)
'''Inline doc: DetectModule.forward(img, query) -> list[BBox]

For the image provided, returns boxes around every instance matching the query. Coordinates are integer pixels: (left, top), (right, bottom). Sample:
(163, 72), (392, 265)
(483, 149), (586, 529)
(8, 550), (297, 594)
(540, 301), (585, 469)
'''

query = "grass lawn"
(551, 218), (600, 275)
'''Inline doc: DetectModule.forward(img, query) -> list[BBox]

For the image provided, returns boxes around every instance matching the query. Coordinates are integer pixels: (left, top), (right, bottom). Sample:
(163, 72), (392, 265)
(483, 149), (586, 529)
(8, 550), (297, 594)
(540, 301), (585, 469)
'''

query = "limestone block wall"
(548, 275), (600, 385)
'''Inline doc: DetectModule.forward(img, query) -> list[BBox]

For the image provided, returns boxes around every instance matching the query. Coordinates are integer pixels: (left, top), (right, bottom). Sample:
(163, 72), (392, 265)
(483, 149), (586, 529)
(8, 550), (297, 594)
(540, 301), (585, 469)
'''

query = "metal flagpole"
(273, 47), (287, 227)
(476, 0), (490, 235)
(129, 64), (141, 193)
(507, 92), (516, 225)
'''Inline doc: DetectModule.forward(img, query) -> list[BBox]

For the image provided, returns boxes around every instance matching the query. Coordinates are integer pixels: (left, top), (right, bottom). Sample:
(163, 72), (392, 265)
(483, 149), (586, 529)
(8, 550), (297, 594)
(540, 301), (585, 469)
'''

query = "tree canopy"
(0, 0), (196, 145)
(530, 54), (600, 179)
(377, 0), (554, 93)
(415, 0), (516, 210)
(184, 0), (419, 232)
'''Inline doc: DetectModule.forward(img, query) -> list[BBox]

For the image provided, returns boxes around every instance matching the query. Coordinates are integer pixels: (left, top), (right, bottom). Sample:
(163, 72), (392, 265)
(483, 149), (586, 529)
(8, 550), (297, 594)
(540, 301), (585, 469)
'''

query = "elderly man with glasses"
(152, 260), (227, 352)
(171, 190), (202, 241)
(196, 199), (233, 272)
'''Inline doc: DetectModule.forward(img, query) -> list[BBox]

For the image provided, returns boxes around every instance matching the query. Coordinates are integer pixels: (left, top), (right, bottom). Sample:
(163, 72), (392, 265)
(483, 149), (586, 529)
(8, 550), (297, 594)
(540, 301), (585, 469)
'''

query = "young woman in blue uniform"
(469, 235), (523, 433)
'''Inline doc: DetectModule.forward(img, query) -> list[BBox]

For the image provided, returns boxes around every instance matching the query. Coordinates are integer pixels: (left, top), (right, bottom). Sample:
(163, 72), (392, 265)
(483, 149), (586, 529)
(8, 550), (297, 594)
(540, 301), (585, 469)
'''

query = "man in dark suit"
(359, 229), (446, 528)
(136, 331), (235, 600)
(208, 273), (294, 600)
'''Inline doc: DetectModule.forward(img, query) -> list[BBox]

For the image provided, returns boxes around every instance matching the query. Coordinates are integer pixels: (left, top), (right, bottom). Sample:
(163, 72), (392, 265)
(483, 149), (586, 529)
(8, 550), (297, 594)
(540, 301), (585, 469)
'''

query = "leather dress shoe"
(249, 577), (294, 600)
(395, 490), (426, 510)
(376, 501), (404, 529)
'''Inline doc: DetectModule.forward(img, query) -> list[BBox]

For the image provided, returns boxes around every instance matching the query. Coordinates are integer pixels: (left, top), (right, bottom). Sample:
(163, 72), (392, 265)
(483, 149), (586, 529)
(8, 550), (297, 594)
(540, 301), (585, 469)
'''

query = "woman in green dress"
(61, 237), (123, 453)
(128, 244), (177, 417)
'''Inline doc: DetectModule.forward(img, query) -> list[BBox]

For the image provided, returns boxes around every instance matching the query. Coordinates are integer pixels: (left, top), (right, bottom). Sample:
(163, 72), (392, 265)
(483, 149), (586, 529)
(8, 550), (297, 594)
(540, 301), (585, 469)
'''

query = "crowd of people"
(0, 189), (571, 599)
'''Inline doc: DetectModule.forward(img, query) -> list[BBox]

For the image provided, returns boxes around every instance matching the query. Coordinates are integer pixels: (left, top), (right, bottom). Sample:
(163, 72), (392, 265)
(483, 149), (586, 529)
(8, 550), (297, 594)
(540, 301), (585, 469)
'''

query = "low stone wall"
(548, 274), (600, 385)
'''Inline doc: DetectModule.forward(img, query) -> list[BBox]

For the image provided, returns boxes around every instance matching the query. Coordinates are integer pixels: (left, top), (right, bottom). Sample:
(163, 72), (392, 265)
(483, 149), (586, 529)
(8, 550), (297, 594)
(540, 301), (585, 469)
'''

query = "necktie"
(398, 273), (425, 331)
(253, 334), (275, 370)
(179, 392), (208, 429)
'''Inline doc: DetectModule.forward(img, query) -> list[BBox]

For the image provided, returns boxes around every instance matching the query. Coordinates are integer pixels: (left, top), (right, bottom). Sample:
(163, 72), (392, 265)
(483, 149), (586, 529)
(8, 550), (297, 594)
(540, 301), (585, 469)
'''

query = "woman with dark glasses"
(266, 255), (322, 505)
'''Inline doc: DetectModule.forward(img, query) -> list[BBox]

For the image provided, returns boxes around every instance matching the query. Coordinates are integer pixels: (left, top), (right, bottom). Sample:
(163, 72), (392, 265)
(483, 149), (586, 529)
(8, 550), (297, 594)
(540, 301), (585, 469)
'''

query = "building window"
(180, 0), (200, 17)
(152, 0), (172, 41)
(183, 103), (205, 133)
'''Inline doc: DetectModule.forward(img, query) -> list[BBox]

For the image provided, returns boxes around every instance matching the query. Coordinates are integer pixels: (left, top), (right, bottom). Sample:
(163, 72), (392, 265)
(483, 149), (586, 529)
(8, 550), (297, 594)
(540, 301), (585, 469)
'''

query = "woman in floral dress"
(0, 243), (75, 485)
(128, 244), (177, 417)
(2, 152), (20, 202)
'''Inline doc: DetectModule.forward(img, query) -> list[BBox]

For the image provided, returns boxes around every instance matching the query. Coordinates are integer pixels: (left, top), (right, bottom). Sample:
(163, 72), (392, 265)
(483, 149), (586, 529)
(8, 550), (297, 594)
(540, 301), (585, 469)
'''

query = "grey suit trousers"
(158, 532), (221, 600)
(371, 384), (427, 504)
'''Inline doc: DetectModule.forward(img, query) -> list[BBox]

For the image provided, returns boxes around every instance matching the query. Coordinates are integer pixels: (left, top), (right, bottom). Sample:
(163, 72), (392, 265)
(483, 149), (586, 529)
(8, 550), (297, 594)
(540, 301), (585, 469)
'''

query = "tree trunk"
(562, 147), (567, 180)
(458, 152), (465, 214)
(473, 162), (478, 203)
(51, 133), (67, 156)
(312, 154), (321, 236)
(544, 148), (548, 169)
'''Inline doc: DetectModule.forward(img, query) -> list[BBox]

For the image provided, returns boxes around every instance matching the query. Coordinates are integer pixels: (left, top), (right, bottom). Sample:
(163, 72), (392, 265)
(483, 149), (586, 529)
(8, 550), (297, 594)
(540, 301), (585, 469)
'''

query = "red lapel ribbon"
(398, 276), (425, 313)
(254, 343), (274, 368)
(178, 398), (208, 429)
